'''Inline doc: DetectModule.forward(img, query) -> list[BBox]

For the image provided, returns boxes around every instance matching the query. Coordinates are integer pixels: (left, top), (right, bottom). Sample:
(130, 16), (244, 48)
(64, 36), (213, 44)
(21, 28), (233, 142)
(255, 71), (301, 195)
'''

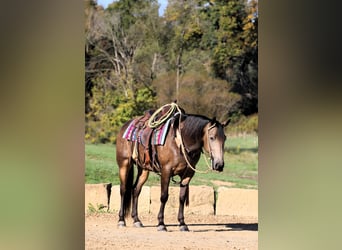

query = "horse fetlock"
(157, 213), (164, 221)
(178, 216), (185, 223)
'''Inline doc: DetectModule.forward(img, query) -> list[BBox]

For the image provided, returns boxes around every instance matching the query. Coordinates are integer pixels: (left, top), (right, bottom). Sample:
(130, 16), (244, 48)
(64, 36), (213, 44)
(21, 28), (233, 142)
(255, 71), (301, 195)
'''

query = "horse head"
(204, 117), (230, 172)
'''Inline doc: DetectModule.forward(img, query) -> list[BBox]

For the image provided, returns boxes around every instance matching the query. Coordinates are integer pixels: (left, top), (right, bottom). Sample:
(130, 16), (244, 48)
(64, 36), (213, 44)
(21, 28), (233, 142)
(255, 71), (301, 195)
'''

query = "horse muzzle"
(212, 160), (224, 172)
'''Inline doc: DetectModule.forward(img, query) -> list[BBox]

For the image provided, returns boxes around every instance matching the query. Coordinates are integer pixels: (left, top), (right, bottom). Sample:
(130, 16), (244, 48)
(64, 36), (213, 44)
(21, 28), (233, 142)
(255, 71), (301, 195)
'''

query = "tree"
(85, 0), (160, 143)
(164, 0), (205, 100)
(207, 0), (258, 115)
(178, 72), (241, 122)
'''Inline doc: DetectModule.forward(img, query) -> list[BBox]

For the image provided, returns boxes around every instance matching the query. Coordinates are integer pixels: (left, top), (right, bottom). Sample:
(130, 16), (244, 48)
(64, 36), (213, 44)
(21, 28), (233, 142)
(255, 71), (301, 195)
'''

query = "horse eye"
(209, 136), (215, 141)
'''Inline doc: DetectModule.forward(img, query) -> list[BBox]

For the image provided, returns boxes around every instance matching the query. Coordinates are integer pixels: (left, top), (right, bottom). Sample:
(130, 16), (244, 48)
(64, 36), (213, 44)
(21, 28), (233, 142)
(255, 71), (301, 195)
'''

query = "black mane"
(181, 114), (211, 140)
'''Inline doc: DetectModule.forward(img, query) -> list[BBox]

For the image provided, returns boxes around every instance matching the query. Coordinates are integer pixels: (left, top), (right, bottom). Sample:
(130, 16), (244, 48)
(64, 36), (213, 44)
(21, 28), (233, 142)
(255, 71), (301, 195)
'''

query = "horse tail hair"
(123, 163), (134, 218)
(185, 186), (189, 207)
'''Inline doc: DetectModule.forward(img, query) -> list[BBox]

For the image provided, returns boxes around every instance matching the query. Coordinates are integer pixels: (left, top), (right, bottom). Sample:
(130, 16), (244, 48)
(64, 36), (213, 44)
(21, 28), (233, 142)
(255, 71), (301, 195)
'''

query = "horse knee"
(160, 193), (169, 203)
(133, 187), (140, 197)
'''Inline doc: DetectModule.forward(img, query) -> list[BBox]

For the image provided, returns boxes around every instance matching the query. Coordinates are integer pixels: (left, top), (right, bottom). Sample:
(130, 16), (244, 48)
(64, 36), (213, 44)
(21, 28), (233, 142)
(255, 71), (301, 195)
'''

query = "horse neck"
(181, 115), (210, 153)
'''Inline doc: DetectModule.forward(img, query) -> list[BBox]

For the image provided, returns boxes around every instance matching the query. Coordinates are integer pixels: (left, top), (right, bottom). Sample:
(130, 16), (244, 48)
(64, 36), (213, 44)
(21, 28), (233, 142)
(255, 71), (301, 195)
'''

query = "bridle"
(206, 122), (217, 159)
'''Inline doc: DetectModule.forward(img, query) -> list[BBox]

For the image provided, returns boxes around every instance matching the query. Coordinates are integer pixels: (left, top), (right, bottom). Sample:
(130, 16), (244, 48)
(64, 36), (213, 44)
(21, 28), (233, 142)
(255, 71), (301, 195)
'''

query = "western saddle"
(131, 105), (179, 171)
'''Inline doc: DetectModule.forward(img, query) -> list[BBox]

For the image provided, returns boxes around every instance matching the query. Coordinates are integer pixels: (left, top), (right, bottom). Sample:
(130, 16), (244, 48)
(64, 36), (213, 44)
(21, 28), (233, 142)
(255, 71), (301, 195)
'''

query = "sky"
(96, 0), (168, 16)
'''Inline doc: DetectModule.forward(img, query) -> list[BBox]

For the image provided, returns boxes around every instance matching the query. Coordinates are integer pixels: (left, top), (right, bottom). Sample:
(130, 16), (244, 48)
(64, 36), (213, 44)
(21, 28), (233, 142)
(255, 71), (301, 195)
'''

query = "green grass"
(85, 144), (118, 184)
(85, 134), (258, 190)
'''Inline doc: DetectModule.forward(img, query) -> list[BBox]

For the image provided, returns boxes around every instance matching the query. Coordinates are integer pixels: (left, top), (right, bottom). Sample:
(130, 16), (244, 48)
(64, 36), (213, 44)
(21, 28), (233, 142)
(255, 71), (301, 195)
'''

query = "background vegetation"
(85, 0), (258, 143)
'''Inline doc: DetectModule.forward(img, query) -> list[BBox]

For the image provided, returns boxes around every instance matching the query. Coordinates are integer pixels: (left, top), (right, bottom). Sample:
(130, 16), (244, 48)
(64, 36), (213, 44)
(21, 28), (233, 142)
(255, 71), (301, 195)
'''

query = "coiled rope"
(147, 102), (181, 128)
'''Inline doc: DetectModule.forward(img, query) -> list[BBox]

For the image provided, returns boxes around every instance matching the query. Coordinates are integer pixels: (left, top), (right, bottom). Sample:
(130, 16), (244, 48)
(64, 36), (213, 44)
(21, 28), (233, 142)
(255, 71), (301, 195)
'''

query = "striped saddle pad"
(122, 118), (172, 146)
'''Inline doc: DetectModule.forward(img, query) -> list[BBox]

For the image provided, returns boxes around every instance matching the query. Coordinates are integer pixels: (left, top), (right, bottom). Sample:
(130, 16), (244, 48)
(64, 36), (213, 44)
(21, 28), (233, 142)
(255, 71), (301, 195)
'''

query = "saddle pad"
(122, 120), (139, 142)
(151, 118), (171, 145)
(122, 118), (172, 146)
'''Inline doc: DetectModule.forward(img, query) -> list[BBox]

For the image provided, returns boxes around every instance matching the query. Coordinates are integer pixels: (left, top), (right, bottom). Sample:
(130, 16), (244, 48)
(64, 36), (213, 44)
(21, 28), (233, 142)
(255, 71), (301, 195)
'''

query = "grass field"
(85, 134), (258, 190)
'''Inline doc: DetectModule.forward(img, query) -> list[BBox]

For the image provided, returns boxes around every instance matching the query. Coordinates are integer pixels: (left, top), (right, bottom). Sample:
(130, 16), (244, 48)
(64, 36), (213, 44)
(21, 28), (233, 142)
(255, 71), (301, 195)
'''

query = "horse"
(116, 105), (229, 231)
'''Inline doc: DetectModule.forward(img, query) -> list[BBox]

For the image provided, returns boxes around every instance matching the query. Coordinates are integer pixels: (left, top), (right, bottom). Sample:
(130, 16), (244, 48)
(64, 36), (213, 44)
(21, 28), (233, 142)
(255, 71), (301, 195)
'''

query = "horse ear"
(222, 118), (231, 127)
(212, 117), (217, 124)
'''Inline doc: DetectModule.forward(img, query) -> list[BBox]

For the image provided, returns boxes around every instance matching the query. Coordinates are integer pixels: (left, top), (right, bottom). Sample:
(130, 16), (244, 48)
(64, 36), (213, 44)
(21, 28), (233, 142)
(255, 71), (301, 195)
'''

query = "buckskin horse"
(116, 103), (229, 231)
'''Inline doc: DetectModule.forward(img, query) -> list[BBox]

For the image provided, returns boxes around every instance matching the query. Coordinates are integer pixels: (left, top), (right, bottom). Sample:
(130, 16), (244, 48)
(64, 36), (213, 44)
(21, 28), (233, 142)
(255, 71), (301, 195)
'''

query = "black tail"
(123, 164), (134, 218)
(185, 186), (189, 207)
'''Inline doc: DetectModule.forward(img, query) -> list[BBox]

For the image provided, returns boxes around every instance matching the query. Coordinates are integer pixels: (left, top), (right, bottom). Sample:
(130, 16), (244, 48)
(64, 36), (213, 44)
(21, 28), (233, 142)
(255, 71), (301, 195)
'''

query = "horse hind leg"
(117, 158), (134, 228)
(131, 167), (149, 227)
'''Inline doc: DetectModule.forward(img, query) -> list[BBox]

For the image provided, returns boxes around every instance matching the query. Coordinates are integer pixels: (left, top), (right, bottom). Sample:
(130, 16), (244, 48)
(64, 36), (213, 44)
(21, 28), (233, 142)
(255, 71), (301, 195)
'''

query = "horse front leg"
(131, 167), (149, 227)
(157, 170), (171, 231)
(178, 175), (193, 232)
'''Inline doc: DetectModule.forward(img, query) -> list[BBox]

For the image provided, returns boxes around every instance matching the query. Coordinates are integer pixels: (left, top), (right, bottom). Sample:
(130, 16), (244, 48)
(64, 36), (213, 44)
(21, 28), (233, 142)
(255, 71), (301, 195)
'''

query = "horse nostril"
(214, 162), (224, 172)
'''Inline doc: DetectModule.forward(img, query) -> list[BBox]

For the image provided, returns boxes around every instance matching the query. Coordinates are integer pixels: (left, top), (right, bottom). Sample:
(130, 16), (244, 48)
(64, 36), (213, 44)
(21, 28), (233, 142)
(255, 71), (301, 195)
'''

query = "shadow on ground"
(143, 223), (258, 232)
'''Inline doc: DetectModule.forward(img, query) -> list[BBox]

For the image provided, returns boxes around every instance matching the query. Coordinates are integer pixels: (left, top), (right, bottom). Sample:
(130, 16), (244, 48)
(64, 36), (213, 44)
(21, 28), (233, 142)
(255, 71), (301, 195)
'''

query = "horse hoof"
(117, 221), (126, 228)
(179, 225), (189, 232)
(133, 221), (144, 228)
(157, 225), (167, 232)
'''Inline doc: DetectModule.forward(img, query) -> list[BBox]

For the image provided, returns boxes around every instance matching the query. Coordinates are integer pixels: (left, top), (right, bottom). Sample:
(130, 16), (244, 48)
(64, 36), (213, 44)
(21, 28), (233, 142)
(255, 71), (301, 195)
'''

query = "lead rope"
(175, 115), (213, 174)
(180, 142), (211, 173)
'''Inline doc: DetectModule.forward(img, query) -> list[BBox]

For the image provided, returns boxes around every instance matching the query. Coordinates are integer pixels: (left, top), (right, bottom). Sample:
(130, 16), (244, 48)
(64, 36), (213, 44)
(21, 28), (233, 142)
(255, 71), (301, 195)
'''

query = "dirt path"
(85, 213), (258, 249)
